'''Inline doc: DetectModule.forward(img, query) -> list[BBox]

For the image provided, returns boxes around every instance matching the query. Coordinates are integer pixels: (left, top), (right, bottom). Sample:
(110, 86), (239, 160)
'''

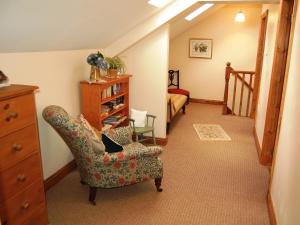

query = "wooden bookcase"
(80, 75), (131, 131)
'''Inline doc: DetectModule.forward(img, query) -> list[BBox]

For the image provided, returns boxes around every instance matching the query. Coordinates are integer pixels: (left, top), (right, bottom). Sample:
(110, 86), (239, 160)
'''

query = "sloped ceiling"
(0, 0), (279, 53)
(0, 0), (161, 52)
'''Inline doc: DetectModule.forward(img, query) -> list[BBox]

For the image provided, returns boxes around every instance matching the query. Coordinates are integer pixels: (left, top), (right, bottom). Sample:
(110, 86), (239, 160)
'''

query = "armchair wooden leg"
(155, 178), (163, 192)
(136, 134), (139, 143)
(166, 122), (170, 134)
(89, 186), (97, 205)
(182, 105), (186, 114)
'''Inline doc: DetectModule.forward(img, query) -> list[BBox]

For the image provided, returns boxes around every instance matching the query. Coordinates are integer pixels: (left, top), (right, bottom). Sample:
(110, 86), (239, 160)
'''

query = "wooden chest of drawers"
(0, 85), (48, 225)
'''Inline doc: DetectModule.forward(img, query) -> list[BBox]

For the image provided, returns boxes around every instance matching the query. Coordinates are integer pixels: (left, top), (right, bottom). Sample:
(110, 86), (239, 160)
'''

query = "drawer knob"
(3, 103), (10, 110)
(12, 143), (23, 151)
(5, 112), (18, 122)
(16, 174), (26, 182)
(21, 202), (30, 210)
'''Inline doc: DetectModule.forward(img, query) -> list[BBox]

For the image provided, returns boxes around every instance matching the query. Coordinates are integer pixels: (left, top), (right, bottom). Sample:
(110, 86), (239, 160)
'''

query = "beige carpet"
(46, 103), (270, 225)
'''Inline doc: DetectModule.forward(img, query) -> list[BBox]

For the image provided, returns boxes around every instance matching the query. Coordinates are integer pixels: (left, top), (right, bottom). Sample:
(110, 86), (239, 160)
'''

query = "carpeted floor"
(46, 103), (270, 225)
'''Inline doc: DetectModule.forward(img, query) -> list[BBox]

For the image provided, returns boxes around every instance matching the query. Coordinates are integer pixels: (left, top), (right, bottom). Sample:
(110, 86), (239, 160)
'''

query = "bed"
(167, 93), (187, 133)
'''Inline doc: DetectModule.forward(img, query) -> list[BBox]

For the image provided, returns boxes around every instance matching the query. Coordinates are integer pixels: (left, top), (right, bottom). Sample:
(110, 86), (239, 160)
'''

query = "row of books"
(100, 104), (125, 117)
(101, 83), (122, 99)
(103, 114), (127, 125)
(101, 96), (125, 115)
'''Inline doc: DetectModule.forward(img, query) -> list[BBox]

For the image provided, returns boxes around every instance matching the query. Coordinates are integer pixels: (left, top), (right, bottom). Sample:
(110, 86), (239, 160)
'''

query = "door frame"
(251, 10), (269, 119)
(260, 0), (295, 166)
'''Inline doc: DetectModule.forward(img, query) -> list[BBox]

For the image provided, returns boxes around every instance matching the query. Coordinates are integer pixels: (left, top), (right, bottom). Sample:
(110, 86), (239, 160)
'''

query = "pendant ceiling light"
(235, 11), (246, 22)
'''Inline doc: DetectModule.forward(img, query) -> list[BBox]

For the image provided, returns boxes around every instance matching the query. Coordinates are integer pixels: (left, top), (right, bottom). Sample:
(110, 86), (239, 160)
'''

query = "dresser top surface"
(0, 84), (38, 100)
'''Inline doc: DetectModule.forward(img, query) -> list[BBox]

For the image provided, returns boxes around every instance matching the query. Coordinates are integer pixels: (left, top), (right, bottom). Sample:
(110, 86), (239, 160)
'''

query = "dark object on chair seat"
(168, 70), (190, 104)
(102, 134), (123, 153)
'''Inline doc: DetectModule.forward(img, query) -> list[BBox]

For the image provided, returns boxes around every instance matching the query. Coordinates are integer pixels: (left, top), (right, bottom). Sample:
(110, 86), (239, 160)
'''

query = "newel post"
(223, 62), (232, 115)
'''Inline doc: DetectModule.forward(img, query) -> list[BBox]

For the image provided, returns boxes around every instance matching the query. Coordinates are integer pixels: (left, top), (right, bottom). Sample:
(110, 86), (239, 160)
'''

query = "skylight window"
(148, 0), (172, 8)
(185, 3), (214, 21)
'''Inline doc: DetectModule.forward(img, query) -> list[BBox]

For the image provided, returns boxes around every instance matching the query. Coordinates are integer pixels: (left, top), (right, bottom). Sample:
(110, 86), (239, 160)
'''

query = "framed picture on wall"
(189, 38), (213, 59)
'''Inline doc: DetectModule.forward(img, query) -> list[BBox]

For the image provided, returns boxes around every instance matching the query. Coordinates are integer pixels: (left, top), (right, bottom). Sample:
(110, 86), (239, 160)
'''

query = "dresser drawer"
(0, 180), (46, 225)
(0, 154), (42, 202)
(20, 205), (48, 225)
(0, 93), (36, 137)
(0, 125), (39, 170)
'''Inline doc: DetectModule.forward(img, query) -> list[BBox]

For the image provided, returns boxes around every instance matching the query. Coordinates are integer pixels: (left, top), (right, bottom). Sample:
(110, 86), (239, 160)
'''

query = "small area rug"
(193, 124), (231, 141)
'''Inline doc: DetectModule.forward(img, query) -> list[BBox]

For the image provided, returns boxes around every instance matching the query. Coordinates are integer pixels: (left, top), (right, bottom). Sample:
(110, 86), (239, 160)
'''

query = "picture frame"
(189, 38), (213, 59)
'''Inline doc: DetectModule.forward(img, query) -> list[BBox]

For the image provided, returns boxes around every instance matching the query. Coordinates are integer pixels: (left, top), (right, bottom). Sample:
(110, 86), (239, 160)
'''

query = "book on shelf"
(101, 84), (122, 99)
(112, 83), (121, 95)
(103, 115), (127, 125)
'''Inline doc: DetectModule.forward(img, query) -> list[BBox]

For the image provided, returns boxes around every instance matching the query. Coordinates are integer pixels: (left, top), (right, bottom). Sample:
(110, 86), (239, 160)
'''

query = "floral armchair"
(42, 105), (163, 205)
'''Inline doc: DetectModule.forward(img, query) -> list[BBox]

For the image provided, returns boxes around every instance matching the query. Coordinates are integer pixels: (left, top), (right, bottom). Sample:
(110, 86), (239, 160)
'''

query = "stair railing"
(223, 62), (255, 117)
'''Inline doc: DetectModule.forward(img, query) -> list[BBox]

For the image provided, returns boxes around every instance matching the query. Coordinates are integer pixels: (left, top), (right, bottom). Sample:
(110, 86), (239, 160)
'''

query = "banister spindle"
(232, 73), (238, 115)
(239, 73), (245, 116)
(246, 74), (253, 117)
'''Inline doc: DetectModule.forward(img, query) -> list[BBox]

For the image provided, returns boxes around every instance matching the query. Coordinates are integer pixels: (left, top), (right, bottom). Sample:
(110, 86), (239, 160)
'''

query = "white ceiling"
(0, 0), (279, 53)
(0, 0), (161, 52)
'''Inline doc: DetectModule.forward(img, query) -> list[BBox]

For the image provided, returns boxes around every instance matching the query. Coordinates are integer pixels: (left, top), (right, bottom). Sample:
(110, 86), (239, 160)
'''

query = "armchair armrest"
(146, 114), (156, 119)
(145, 145), (163, 156)
(129, 115), (156, 129)
(96, 145), (163, 164)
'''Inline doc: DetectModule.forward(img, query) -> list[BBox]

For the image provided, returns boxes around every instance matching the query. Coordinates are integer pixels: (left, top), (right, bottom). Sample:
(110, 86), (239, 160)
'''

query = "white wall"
(254, 4), (279, 146)
(119, 26), (169, 138)
(0, 50), (91, 178)
(169, 5), (261, 101)
(271, 1), (300, 224)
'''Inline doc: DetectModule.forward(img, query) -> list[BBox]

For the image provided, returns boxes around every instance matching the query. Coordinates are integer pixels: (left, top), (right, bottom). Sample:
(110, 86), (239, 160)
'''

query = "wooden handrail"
(234, 72), (254, 92)
(233, 70), (255, 74)
(223, 62), (255, 117)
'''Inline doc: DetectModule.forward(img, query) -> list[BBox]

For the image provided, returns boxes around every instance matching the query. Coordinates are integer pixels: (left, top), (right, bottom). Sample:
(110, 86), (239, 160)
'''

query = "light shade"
(185, 3), (214, 21)
(148, 0), (172, 8)
(235, 11), (245, 22)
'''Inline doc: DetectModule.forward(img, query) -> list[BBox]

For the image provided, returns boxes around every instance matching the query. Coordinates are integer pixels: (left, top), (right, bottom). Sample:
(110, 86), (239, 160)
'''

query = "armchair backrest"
(42, 105), (96, 174)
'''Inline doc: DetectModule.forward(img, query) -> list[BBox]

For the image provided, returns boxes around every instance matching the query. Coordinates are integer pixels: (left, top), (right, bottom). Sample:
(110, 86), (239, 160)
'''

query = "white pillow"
(131, 108), (147, 127)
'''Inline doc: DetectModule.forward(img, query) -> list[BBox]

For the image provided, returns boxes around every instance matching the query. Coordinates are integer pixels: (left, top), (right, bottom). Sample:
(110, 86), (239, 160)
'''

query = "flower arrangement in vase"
(87, 51), (108, 81)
